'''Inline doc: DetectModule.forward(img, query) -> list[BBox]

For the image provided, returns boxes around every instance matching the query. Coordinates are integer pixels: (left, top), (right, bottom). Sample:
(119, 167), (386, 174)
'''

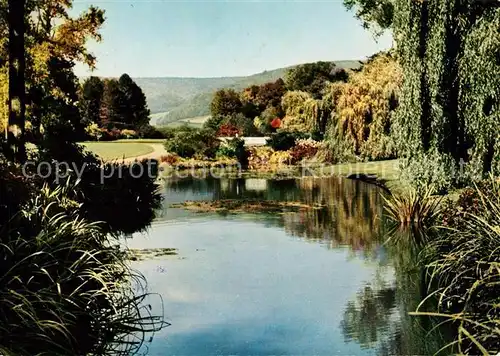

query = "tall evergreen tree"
(101, 78), (124, 127)
(80, 76), (104, 126)
(118, 74), (150, 128)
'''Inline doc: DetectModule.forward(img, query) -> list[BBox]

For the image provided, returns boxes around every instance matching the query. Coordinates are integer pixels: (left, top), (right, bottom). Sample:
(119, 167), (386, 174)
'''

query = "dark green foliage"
(241, 78), (286, 117)
(394, 0), (500, 189)
(79, 76), (104, 126)
(266, 132), (308, 151)
(285, 62), (349, 99)
(29, 144), (162, 234)
(343, 0), (394, 36)
(85, 75), (150, 129)
(137, 124), (166, 139)
(164, 126), (219, 158)
(118, 74), (151, 127)
(255, 78), (286, 109)
(0, 158), (32, 226)
(29, 58), (87, 145)
(76, 160), (162, 234)
(210, 88), (243, 118)
(101, 79), (124, 127)
(255, 106), (282, 134)
(224, 113), (259, 136)
(203, 115), (225, 132)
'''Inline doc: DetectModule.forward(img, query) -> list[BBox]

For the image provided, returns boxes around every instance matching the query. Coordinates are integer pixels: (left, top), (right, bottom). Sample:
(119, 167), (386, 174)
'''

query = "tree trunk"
(7, 0), (26, 163)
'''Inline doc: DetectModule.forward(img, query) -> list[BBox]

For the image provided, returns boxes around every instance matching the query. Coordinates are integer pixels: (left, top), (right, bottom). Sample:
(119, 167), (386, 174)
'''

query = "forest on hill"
(135, 60), (362, 125)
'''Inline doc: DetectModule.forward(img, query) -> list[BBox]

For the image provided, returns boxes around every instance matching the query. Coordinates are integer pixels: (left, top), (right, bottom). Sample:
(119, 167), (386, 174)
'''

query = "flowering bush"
(247, 147), (293, 168)
(85, 123), (102, 141)
(121, 129), (138, 139)
(248, 147), (274, 170)
(270, 118), (282, 129)
(160, 153), (180, 165)
(269, 150), (292, 165)
(290, 138), (321, 164)
(217, 124), (241, 137)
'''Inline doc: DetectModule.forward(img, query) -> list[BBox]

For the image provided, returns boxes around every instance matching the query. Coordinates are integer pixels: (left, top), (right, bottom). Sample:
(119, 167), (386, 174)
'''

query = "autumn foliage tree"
(0, 0), (106, 158)
(326, 53), (402, 161)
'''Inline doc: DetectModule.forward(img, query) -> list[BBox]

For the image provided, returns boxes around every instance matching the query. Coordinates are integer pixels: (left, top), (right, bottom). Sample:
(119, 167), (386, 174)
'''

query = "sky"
(72, 0), (392, 78)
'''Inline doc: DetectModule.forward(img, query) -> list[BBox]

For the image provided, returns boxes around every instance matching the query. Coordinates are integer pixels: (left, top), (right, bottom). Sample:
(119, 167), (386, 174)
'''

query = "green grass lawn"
(82, 142), (155, 161)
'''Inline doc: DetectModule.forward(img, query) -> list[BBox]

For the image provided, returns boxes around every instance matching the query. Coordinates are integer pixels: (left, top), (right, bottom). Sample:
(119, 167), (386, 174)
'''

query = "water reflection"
(163, 176), (388, 258)
(131, 176), (452, 355)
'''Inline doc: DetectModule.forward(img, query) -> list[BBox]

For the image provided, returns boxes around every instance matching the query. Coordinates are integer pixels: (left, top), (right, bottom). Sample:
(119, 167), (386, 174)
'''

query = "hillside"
(135, 60), (362, 126)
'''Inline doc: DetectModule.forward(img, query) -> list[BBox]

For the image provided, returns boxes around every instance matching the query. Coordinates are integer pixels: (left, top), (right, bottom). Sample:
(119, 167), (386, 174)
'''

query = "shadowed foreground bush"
(0, 184), (167, 355)
(416, 176), (500, 354)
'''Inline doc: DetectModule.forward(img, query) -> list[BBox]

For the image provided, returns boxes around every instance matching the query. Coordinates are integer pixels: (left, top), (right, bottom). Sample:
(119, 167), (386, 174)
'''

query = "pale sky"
(73, 0), (392, 78)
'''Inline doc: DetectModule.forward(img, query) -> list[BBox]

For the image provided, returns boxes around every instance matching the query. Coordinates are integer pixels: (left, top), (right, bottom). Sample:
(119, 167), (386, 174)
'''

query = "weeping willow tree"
(280, 90), (332, 135)
(325, 53), (402, 161)
(394, 0), (500, 191)
(280, 91), (318, 133)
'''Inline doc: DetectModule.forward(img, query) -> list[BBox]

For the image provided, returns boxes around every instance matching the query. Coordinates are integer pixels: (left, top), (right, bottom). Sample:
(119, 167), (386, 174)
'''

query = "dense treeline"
(204, 52), (401, 166)
(79, 74), (151, 140)
(207, 62), (349, 139)
(0, 1), (165, 354)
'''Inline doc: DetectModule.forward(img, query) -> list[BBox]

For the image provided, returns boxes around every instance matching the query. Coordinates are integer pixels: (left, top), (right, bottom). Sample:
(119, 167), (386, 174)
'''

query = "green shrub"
(216, 137), (248, 166)
(137, 125), (166, 139)
(267, 132), (308, 151)
(84, 122), (102, 141)
(164, 127), (219, 159)
(203, 115), (225, 132)
(32, 145), (162, 235)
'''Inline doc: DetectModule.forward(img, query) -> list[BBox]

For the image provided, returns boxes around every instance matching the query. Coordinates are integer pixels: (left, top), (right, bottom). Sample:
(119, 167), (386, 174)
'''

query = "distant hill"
(134, 60), (362, 126)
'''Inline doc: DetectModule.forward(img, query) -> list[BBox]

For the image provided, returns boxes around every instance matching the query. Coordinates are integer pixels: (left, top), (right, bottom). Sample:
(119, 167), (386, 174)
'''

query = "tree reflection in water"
(165, 175), (388, 258)
(341, 228), (455, 355)
(163, 175), (455, 354)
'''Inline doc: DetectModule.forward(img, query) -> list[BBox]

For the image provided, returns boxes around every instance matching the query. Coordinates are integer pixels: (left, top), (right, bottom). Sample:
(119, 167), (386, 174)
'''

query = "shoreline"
(158, 159), (402, 193)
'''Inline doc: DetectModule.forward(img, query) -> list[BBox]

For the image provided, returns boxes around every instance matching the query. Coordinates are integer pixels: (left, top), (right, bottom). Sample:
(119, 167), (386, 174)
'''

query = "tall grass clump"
(415, 176), (500, 354)
(0, 182), (167, 355)
(383, 186), (443, 229)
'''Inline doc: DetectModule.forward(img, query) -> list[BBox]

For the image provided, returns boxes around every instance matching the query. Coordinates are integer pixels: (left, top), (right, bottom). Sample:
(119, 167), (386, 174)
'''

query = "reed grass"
(0, 183), (168, 355)
(383, 186), (443, 229)
(413, 176), (500, 355)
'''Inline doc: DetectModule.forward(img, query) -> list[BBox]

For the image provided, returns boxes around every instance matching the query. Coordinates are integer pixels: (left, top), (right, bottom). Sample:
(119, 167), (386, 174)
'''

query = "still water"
(127, 176), (447, 355)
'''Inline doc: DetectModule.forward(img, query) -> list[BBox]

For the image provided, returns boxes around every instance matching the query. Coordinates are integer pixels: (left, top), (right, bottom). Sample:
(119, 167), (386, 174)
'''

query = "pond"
(126, 176), (450, 355)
